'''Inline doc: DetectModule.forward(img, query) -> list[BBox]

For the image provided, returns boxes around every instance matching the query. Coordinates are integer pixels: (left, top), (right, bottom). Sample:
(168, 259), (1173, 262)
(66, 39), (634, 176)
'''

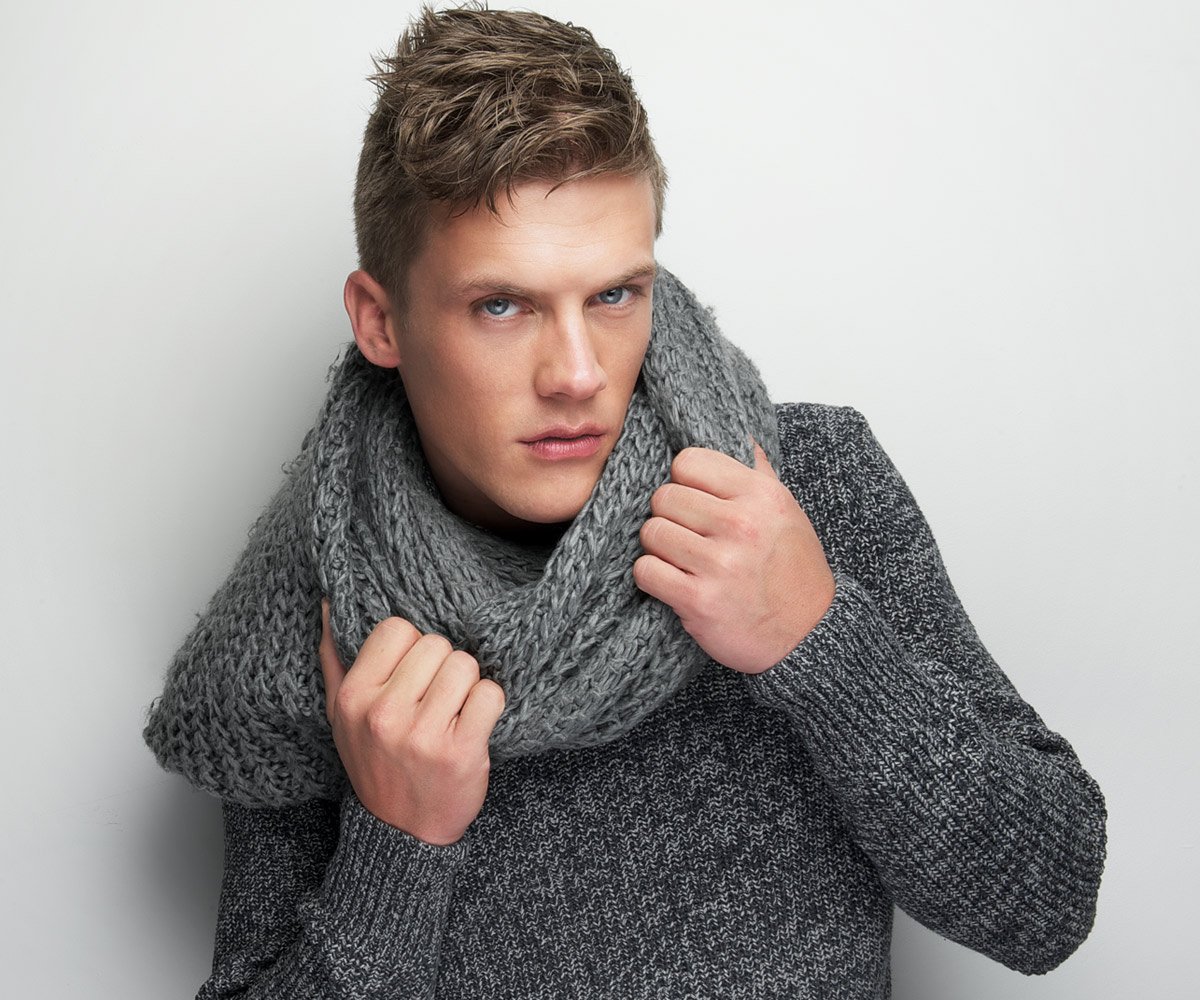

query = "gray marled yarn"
(192, 403), (1107, 999)
(143, 268), (780, 807)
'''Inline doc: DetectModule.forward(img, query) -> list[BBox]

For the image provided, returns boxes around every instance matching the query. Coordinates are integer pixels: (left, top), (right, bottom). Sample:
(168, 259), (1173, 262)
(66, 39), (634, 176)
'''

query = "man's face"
(388, 172), (657, 542)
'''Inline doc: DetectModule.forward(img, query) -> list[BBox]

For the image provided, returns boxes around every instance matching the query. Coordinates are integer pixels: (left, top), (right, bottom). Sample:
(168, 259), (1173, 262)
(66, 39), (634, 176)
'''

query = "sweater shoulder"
(771, 400), (871, 475)
(773, 399), (867, 436)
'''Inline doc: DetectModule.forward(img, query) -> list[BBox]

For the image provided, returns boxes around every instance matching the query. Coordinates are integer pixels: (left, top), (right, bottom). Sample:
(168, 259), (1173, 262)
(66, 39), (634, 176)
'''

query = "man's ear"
(344, 269), (401, 368)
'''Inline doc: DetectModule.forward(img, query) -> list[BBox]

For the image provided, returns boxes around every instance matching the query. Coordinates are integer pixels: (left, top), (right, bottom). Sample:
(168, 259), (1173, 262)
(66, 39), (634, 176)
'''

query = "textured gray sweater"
(194, 402), (1106, 999)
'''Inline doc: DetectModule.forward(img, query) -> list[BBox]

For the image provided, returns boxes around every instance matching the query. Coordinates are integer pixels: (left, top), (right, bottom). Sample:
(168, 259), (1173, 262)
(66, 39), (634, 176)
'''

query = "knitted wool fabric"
(143, 268), (781, 807)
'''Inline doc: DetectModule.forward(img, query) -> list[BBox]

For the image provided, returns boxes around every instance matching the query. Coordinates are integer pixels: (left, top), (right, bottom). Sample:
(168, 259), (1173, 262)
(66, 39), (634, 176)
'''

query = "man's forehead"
(412, 172), (658, 300)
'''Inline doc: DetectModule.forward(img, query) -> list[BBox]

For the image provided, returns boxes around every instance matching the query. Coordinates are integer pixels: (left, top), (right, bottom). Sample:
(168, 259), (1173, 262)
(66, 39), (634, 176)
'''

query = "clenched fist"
(318, 599), (506, 846)
(633, 440), (835, 675)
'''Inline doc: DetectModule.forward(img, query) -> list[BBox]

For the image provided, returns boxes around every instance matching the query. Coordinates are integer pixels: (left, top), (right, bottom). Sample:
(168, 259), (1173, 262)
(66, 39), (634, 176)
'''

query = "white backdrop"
(2, 1), (1196, 996)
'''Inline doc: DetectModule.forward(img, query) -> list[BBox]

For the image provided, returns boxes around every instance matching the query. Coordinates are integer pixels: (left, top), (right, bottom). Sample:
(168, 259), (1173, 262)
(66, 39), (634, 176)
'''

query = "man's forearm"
(743, 572), (1106, 974)
(198, 794), (467, 1000)
(740, 404), (1107, 975)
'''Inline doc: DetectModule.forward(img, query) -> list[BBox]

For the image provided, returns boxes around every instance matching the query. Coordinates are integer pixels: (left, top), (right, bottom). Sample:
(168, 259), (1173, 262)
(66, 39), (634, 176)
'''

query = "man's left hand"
(632, 439), (835, 675)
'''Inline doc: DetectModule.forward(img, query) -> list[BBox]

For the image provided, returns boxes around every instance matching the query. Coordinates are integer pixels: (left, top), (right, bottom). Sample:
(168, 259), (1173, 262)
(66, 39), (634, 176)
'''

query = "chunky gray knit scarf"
(143, 268), (781, 808)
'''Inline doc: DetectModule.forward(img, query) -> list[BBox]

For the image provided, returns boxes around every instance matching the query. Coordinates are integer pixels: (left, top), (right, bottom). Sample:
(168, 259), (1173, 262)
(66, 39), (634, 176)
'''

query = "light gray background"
(2, 0), (1195, 995)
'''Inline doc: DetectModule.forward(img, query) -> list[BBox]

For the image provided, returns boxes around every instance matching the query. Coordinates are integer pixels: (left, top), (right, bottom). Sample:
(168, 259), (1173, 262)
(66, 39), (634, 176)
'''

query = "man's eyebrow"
(451, 262), (658, 300)
(611, 262), (659, 287)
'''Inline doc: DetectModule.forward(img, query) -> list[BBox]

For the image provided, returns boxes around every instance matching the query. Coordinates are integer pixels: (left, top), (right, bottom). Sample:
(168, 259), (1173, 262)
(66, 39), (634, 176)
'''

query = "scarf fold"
(143, 268), (780, 807)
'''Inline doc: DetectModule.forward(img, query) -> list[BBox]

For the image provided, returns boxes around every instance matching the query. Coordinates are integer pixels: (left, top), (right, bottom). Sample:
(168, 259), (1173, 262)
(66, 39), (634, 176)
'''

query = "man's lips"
(521, 423), (606, 443)
(521, 424), (606, 461)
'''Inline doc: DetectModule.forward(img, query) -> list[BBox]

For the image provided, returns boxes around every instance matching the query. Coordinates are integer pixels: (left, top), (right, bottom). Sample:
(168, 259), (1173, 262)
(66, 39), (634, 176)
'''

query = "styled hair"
(353, 3), (667, 310)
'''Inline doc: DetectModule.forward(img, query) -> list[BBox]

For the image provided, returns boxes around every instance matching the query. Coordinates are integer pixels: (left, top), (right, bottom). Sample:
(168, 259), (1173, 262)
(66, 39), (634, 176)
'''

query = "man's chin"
(496, 491), (595, 542)
(511, 501), (587, 530)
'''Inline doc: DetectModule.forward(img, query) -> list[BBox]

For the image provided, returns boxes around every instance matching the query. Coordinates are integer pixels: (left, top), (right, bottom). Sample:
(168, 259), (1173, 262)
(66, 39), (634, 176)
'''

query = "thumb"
(318, 599), (347, 722)
(750, 437), (778, 479)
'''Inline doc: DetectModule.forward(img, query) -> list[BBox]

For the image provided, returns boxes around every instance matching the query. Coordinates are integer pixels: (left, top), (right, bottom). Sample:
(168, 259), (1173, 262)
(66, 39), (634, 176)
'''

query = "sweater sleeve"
(739, 404), (1107, 976)
(196, 791), (468, 1000)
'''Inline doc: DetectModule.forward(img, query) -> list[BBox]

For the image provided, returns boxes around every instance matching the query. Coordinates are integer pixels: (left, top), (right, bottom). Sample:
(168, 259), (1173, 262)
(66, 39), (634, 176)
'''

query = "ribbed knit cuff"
(314, 792), (470, 942)
(739, 572), (969, 773)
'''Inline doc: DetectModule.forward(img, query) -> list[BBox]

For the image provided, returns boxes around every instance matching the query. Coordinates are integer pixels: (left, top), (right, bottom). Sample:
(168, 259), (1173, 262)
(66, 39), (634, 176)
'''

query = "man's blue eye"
(482, 298), (516, 317)
(597, 287), (629, 305)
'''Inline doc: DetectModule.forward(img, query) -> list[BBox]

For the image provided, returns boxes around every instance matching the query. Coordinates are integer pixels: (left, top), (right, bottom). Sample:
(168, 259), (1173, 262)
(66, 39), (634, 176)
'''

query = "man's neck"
(489, 517), (572, 551)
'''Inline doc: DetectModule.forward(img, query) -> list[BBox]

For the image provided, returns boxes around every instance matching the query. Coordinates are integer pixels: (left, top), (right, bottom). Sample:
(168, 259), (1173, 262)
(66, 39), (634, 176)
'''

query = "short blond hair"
(353, 3), (667, 310)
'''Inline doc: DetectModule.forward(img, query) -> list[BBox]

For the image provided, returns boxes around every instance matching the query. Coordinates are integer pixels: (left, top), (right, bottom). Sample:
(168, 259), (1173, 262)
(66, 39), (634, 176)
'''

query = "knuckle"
(331, 686), (356, 722)
(480, 677), (506, 706)
(407, 723), (447, 762)
(420, 632), (454, 659)
(439, 653), (480, 691)
(670, 449), (694, 478)
(714, 548), (739, 577)
(446, 649), (481, 678)
(400, 725), (427, 758)
(377, 616), (420, 641)
(364, 701), (397, 741)
(727, 510), (758, 544)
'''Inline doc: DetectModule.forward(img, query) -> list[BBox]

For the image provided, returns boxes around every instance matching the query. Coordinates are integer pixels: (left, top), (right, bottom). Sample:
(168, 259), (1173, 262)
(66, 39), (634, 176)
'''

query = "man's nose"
(534, 309), (608, 399)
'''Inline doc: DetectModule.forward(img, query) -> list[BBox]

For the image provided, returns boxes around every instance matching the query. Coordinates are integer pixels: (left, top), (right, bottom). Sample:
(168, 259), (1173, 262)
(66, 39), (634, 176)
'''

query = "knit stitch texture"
(188, 403), (1107, 999)
(143, 268), (780, 804)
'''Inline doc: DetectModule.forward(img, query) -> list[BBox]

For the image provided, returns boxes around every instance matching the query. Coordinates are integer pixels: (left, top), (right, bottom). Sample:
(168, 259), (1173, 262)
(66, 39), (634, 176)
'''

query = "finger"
(455, 677), (506, 748)
(669, 446), (755, 499)
(348, 614), (424, 690)
(415, 648), (482, 725)
(639, 514), (709, 575)
(318, 599), (347, 719)
(378, 630), (456, 705)
(632, 551), (695, 609)
(751, 437), (779, 480)
(648, 481), (724, 536)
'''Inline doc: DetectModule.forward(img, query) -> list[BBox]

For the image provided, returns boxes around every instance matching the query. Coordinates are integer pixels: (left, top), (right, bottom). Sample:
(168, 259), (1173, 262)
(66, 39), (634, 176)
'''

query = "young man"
(144, 6), (1107, 997)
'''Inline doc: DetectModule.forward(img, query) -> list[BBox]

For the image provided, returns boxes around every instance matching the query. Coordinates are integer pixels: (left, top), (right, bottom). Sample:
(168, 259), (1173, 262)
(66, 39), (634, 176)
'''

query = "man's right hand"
(318, 599), (506, 846)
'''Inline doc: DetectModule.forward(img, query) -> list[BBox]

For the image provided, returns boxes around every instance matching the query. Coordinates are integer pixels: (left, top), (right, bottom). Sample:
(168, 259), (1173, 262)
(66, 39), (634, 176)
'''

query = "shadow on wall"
(890, 907), (1033, 998)
(142, 780), (224, 977)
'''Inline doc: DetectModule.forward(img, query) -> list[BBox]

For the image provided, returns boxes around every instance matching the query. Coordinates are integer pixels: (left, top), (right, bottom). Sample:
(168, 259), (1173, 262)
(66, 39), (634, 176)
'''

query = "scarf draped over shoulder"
(143, 268), (780, 807)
